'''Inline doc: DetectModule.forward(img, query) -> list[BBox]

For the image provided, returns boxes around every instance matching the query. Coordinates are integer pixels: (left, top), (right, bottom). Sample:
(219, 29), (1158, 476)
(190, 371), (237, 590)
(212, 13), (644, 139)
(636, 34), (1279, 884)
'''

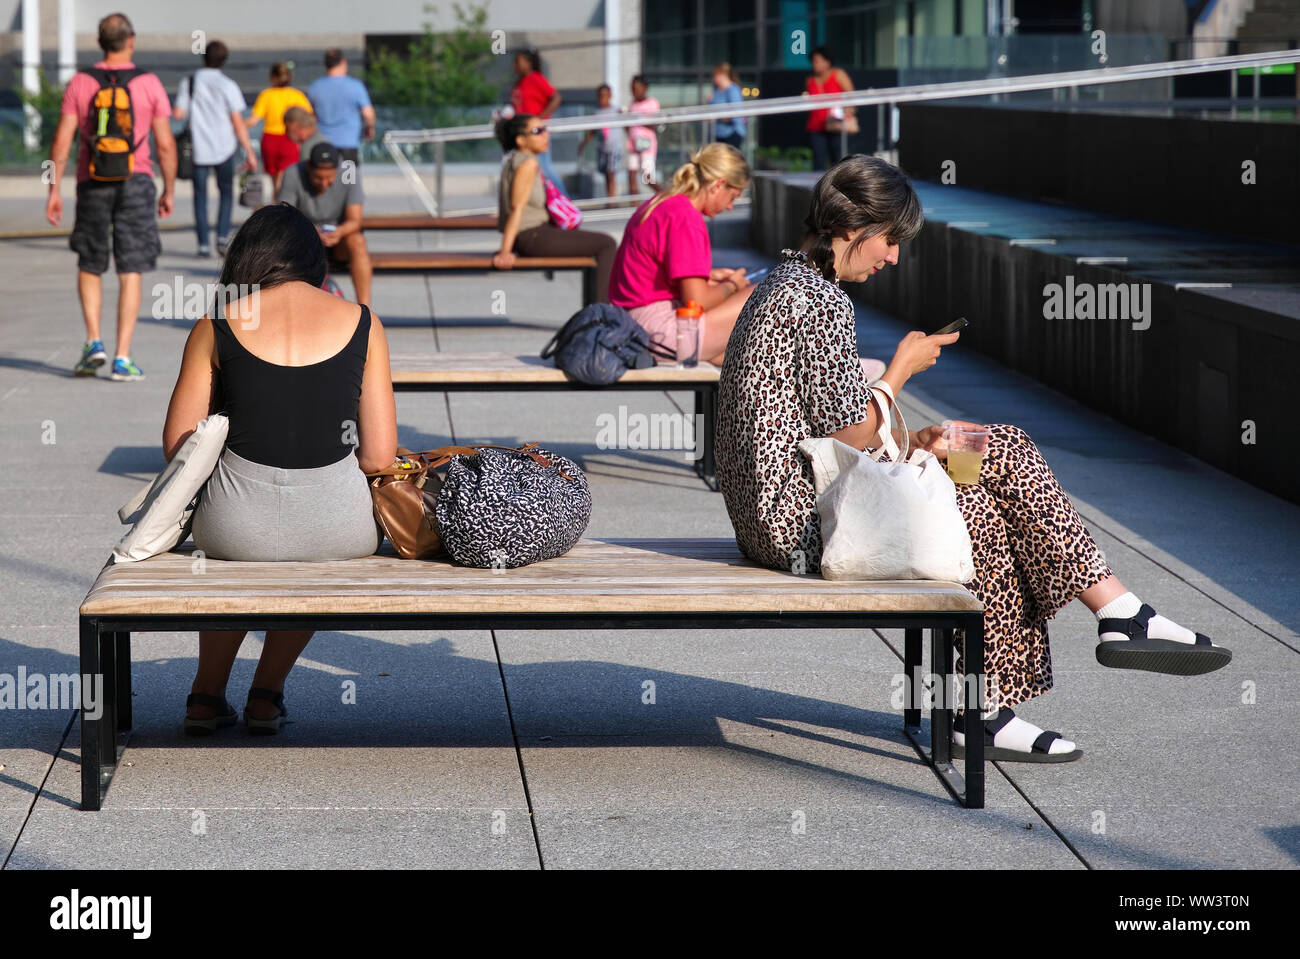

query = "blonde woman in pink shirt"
(608, 143), (754, 365)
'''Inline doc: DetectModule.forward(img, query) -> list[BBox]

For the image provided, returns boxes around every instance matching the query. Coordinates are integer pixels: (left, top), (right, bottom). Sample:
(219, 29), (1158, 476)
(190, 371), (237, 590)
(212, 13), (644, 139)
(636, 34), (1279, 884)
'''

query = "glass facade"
(643, 0), (991, 79)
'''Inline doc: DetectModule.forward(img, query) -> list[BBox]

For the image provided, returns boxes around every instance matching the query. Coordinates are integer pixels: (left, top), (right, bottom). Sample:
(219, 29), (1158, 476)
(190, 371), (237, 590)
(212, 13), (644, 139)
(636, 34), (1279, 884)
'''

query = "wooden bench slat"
(80, 539), (981, 617)
(388, 351), (720, 384)
(370, 252), (596, 271)
(362, 214), (497, 230)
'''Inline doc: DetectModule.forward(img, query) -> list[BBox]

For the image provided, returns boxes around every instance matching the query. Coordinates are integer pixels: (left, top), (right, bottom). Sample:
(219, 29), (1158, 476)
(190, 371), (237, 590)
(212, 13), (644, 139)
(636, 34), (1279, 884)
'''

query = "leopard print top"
(716, 249), (875, 571)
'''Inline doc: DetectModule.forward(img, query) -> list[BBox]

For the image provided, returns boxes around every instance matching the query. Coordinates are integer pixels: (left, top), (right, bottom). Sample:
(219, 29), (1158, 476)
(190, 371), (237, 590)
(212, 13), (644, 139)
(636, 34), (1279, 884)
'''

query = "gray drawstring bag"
(434, 444), (592, 568)
(540, 302), (673, 386)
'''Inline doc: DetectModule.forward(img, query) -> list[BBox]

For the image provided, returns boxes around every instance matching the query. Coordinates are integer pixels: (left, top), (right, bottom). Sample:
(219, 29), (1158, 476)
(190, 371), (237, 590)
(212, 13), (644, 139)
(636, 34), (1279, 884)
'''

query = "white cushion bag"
(797, 389), (975, 582)
(112, 413), (228, 563)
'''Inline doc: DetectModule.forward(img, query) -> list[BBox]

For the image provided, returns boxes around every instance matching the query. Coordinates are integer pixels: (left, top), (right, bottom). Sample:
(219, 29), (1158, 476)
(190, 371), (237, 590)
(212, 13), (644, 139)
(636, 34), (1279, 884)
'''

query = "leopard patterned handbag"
(434, 444), (591, 569)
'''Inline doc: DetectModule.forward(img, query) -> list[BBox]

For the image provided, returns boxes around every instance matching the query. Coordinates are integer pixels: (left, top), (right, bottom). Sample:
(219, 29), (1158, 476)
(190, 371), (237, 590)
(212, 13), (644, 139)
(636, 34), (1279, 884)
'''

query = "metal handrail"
(384, 47), (1300, 213)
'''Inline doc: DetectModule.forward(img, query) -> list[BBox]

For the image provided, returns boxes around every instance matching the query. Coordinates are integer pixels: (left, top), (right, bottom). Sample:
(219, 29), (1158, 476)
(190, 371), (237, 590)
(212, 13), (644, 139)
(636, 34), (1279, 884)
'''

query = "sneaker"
(110, 357), (145, 382)
(216, 237), (230, 257)
(74, 340), (108, 376)
(197, 246), (212, 258)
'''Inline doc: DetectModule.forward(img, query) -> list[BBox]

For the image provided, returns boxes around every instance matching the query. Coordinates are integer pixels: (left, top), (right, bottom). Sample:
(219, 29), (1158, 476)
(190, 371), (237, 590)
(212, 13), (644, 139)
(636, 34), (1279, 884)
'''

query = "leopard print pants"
(951, 424), (1112, 710)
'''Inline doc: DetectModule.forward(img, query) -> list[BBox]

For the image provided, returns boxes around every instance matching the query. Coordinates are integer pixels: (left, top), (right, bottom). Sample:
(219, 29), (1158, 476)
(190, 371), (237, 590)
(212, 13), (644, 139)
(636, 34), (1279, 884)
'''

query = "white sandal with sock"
(1096, 601), (1231, 676)
(952, 707), (1082, 764)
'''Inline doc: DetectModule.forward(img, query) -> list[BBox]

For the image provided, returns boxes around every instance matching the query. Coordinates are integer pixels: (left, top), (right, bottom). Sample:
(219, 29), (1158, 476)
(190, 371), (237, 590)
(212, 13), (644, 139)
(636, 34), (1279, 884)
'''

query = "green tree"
(6, 70), (67, 158)
(366, 2), (499, 108)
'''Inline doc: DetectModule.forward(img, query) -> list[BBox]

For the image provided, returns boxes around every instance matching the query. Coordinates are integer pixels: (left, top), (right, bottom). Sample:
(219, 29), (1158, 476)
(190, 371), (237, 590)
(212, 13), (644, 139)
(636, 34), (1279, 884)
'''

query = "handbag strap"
(865, 384), (910, 463)
(367, 442), (574, 481)
(117, 480), (152, 523)
(181, 73), (196, 135)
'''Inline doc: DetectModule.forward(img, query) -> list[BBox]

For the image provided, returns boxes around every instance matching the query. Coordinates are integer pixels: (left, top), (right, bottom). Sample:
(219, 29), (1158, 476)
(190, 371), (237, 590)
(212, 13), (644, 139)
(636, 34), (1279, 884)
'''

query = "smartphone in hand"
(930, 316), (968, 336)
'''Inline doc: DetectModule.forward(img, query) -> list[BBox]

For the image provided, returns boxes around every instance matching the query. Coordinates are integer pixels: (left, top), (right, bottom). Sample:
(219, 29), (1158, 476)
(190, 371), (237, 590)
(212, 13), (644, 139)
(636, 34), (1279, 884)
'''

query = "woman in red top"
(510, 48), (569, 197)
(805, 47), (856, 171)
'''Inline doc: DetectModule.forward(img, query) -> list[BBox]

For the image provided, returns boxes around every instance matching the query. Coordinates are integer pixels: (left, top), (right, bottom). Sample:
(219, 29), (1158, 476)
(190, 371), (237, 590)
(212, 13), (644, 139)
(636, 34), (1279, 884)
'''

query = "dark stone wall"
(897, 103), (1300, 245)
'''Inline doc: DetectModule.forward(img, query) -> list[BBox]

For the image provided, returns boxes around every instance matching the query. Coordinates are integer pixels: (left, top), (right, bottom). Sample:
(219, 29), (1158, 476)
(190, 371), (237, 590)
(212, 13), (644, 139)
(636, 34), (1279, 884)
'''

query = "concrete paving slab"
(9, 805), (537, 869)
(495, 627), (1080, 866)
(529, 770), (1080, 869)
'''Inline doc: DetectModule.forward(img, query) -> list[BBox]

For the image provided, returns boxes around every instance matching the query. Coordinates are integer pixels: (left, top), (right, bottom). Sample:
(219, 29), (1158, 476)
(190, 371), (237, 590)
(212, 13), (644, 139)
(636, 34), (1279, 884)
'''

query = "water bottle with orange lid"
(675, 300), (703, 368)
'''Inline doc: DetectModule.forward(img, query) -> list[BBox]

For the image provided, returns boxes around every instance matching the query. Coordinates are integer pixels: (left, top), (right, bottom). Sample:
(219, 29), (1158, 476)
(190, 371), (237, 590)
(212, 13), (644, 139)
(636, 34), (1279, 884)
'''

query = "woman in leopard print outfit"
(716, 156), (1230, 763)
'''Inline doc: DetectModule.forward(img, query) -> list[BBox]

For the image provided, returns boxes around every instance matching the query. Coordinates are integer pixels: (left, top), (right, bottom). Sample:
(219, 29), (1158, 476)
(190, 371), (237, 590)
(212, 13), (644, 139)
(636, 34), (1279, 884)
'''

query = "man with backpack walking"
(45, 12), (176, 381)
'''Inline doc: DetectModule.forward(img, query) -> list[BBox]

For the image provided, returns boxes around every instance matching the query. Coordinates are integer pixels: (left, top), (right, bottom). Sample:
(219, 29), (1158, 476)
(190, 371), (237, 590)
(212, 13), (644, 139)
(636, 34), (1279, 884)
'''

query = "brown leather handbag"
(367, 443), (560, 560)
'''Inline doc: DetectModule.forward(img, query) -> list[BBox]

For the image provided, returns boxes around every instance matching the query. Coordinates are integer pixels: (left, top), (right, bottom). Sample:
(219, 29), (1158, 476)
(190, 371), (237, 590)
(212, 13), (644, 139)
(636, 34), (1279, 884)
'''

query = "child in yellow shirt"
(249, 63), (313, 194)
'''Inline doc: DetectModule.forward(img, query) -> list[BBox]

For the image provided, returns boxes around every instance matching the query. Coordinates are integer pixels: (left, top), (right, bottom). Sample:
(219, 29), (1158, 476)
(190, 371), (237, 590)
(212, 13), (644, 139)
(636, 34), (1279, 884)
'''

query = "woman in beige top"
(493, 113), (616, 303)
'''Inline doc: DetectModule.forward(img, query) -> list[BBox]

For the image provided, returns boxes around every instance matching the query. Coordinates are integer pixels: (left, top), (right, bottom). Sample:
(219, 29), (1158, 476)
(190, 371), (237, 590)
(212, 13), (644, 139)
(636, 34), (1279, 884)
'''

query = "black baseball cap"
(308, 143), (340, 169)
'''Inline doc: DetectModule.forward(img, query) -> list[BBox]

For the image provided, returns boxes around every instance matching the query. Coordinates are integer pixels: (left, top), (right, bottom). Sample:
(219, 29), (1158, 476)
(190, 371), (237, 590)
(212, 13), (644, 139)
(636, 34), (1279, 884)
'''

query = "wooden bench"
(361, 213), (497, 231)
(77, 538), (986, 812)
(389, 351), (722, 489)
(370, 251), (599, 306)
(361, 199), (639, 231)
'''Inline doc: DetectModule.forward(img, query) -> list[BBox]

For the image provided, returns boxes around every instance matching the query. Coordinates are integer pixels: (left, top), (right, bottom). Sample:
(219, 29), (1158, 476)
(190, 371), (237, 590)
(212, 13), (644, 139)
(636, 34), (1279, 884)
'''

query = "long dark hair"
(217, 203), (327, 295)
(801, 155), (924, 281)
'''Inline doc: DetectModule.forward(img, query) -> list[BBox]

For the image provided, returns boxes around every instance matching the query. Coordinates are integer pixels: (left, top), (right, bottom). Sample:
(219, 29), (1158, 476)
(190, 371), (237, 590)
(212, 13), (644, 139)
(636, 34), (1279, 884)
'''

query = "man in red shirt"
(45, 12), (176, 381)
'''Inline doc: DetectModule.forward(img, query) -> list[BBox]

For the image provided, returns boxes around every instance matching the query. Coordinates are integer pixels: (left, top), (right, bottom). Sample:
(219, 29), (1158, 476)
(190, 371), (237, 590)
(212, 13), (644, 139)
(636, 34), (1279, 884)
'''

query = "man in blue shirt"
(306, 49), (376, 165)
(173, 39), (257, 257)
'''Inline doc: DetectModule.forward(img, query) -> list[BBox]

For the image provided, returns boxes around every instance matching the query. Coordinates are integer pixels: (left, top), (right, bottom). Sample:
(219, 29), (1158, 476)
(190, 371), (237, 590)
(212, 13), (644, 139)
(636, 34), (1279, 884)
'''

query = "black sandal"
(952, 708), (1083, 764)
(244, 687), (288, 735)
(184, 693), (237, 736)
(1096, 604), (1231, 675)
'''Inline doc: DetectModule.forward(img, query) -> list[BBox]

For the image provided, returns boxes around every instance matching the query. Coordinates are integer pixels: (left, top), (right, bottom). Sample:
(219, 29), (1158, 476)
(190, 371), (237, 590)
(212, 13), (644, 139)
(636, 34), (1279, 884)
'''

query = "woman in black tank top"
(211, 301), (371, 468)
(163, 203), (398, 735)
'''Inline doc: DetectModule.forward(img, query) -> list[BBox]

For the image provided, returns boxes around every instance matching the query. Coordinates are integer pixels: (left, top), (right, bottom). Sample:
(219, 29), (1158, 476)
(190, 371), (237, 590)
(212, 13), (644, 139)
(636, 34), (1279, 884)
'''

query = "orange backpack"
(83, 67), (145, 181)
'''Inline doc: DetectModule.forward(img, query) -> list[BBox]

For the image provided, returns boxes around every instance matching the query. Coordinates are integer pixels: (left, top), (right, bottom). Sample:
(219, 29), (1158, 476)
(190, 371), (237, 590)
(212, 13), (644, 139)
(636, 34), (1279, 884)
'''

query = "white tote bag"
(112, 413), (228, 564)
(797, 391), (975, 583)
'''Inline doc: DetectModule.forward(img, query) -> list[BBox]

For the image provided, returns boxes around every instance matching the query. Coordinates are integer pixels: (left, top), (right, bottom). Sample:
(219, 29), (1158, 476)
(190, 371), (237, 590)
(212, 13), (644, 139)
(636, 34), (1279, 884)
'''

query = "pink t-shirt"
(61, 61), (171, 182)
(626, 96), (660, 153)
(609, 193), (712, 309)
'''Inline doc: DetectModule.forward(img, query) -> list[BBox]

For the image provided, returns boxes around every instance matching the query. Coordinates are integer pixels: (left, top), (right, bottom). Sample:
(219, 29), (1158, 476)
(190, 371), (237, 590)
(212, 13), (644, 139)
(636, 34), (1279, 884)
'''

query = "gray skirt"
(192, 448), (381, 562)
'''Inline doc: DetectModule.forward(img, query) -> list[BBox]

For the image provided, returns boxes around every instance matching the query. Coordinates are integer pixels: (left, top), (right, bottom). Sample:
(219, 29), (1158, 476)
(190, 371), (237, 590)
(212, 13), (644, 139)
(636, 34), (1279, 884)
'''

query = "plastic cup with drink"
(675, 300), (703, 368)
(943, 423), (990, 484)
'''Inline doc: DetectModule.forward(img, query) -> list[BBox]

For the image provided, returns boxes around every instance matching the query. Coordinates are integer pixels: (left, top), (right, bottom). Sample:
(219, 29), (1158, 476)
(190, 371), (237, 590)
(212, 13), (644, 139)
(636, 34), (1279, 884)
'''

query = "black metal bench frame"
(78, 609), (984, 811)
(392, 378), (719, 491)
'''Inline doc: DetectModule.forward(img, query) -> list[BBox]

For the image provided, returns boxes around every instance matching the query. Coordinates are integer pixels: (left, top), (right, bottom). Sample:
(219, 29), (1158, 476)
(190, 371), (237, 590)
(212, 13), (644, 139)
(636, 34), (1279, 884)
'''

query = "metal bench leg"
(903, 628), (922, 730)
(79, 616), (104, 811)
(962, 617), (986, 809)
(902, 622), (974, 807)
(581, 266), (597, 305)
(931, 627), (954, 765)
(693, 384), (718, 490)
(98, 629), (119, 783)
(114, 632), (132, 732)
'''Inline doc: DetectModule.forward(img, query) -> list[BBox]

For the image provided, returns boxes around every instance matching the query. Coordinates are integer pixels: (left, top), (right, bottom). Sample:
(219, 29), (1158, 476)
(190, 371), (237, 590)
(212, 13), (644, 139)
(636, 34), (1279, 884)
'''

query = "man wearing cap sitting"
(278, 141), (371, 305)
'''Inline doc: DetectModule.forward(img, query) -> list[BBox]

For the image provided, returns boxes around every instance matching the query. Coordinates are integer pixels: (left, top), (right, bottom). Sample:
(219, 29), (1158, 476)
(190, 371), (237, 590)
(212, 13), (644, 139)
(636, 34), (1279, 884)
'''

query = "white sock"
(1096, 591), (1199, 645)
(954, 711), (1076, 755)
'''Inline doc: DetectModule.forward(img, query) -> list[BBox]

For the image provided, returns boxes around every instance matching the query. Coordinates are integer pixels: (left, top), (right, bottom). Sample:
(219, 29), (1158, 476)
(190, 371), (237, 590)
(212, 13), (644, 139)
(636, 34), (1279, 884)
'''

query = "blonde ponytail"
(639, 142), (751, 223)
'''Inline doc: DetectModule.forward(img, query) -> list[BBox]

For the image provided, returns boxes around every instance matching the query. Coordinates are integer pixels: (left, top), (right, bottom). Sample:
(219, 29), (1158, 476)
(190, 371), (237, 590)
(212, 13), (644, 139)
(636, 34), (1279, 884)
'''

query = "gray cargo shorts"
(70, 173), (161, 275)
